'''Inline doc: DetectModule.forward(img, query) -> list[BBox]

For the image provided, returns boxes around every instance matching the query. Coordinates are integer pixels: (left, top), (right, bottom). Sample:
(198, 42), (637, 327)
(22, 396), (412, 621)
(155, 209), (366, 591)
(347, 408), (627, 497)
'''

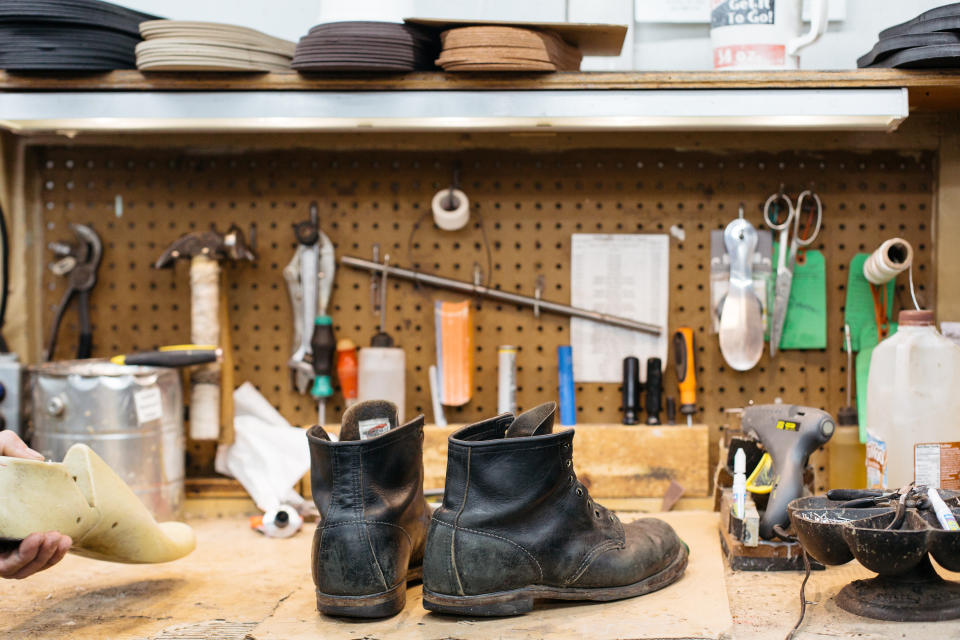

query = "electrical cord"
(406, 206), (494, 293)
(0, 201), (9, 353)
(772, 524), (812, 640)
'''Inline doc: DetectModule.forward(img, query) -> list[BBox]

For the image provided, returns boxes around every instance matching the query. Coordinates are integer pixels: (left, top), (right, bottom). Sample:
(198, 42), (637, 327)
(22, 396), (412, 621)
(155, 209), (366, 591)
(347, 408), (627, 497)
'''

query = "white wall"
(114, 0), (952, 70)
(632, 0), (951, 70)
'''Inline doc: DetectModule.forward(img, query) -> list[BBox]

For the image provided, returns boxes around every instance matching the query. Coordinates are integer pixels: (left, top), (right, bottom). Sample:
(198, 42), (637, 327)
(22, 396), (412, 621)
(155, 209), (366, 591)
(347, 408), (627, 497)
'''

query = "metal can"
(29, 359), (184, 520)
(497, 345), (517, 415)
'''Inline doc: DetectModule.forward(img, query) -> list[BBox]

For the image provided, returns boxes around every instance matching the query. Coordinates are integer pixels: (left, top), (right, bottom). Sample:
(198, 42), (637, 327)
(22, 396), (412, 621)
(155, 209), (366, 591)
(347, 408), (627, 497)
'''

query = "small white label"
(133, 387), (164, 425)
(357, 417), (391, 440)
(866, 432), (887, 490)
(915, 444), (941, 488)
(915, 442), (960, 490)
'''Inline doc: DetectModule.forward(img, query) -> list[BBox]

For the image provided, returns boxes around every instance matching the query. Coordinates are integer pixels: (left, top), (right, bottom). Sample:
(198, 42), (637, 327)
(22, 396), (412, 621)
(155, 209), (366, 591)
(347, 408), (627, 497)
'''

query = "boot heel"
(422, 588), (535, 617)
(316, 581), (407, 618)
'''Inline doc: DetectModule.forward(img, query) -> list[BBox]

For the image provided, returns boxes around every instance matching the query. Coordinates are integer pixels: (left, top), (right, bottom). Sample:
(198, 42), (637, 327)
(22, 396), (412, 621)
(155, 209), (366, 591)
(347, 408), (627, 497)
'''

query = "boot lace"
(562, 441), (617, 523)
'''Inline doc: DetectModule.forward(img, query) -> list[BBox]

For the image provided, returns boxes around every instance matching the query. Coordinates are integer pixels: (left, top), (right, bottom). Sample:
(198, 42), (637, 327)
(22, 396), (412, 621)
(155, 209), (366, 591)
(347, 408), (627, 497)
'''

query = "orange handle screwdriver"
(672, 327), (697, 426)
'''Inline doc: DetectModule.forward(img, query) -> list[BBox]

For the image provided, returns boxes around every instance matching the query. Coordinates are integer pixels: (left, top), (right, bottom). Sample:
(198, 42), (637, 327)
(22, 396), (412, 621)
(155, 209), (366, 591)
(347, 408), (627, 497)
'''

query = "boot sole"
(316, 566), (422, 618)
(422, 543), (689, 617)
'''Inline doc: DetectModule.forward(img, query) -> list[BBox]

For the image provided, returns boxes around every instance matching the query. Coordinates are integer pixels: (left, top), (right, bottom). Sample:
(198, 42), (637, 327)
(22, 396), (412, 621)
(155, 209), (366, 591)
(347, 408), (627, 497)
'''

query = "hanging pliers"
(44, 223), (102, 362)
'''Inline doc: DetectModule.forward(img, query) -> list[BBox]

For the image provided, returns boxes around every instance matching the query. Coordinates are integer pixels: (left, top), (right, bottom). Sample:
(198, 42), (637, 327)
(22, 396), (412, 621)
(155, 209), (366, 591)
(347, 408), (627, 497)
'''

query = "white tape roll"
(863, 237), (913, 285)
(432, 188), (470, 231)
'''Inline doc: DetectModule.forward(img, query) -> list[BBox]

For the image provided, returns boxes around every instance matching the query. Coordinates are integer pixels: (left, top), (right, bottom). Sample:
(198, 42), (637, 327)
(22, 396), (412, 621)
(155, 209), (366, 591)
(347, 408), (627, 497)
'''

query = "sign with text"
(711, 0), (776, 28)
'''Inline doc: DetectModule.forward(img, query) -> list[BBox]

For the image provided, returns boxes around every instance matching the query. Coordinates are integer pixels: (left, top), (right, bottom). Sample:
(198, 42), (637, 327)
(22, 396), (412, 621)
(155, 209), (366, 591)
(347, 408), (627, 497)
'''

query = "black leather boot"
(307, 400), (430, 618)
(422, 402), (688, 616)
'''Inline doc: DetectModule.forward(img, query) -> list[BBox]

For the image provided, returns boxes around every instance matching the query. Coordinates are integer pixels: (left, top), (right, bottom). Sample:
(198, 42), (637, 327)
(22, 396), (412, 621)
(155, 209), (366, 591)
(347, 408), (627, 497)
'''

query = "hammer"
(155, 225), (255, 440)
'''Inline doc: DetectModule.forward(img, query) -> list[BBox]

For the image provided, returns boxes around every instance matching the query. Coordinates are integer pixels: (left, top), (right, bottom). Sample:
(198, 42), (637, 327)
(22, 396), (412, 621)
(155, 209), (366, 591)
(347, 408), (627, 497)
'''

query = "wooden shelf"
(1, 69), (959, 111)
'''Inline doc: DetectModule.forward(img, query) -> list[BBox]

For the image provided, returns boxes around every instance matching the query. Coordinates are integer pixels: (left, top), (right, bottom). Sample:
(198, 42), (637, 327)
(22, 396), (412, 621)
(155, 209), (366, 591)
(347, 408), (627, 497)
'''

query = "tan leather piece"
(0, 444), (195, 564)
(436, 26), (583, 72)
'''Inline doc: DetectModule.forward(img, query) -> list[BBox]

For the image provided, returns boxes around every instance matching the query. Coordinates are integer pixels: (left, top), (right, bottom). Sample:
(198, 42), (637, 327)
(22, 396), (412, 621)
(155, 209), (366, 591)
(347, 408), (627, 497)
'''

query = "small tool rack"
(0, 69), (956, 503)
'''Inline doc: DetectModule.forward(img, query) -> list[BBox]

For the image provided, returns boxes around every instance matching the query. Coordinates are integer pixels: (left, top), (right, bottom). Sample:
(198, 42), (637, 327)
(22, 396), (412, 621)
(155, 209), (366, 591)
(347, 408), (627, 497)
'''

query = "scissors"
(764, 187), (823, 358)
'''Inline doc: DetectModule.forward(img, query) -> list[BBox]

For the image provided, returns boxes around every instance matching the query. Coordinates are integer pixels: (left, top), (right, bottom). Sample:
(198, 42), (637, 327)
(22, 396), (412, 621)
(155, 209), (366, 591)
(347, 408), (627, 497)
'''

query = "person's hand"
(0, 532), (72, 579)
(0, 431), (71, 578)
(0, 430), (44, 460)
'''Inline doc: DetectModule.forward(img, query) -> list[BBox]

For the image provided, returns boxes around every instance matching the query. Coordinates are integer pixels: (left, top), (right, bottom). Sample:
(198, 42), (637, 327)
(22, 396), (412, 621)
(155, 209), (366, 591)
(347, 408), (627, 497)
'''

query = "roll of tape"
(432, 188), (469, 231)
(863, 237), (913, 285)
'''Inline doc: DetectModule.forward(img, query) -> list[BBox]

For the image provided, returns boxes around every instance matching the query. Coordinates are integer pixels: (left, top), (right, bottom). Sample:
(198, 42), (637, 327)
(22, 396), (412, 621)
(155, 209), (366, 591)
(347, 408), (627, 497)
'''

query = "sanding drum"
(436, 26), (582, 72)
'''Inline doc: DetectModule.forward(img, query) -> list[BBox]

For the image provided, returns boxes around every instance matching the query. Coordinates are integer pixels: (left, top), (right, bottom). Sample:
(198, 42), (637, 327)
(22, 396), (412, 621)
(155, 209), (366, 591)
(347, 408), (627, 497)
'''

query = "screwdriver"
(622, 356), (641, 425)
(310, 316), (335, 425)
(673, 327), (698, 426)
(111, 345), (220, 367)
(645, 357), (663, 425)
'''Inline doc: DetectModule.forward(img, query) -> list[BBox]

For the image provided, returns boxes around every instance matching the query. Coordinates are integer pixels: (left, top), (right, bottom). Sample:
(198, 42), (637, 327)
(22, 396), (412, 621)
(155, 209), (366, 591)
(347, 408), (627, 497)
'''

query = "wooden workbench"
(1, 511), (958, 639)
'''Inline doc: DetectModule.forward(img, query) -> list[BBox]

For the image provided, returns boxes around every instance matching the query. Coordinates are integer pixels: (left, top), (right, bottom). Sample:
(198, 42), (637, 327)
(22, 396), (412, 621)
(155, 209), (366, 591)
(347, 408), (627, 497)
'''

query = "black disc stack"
(0, 0), (159, 71)
(859, 3), (960, 68)
(292, 21), (439, 72)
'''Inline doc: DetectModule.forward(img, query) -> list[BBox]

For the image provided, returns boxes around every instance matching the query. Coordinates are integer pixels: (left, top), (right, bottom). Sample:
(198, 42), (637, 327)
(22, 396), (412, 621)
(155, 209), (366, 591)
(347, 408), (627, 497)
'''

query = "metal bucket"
(29, 359), (184, 520)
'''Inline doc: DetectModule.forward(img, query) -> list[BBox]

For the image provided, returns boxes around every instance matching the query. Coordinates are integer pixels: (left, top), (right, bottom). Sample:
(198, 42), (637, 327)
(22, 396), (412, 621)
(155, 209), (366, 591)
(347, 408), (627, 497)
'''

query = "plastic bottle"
(732, 449), (747, 519)
(358, 346), (406, 422)
(865, 310), (960, 490)
(335, 339), (359, 407)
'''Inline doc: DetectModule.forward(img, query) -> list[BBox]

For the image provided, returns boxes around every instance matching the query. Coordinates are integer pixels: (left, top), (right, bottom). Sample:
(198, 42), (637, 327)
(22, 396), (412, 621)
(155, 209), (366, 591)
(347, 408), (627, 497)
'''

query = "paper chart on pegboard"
(570, 234), (669, 383)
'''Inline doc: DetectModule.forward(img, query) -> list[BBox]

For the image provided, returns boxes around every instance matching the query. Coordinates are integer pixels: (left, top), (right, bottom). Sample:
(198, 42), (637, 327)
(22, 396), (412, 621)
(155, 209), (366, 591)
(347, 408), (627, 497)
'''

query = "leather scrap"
(436, 26), (582, 73)
(136, 20), (295, 72)
(292, 21), (439, 73)
(0, 0), (157, 71)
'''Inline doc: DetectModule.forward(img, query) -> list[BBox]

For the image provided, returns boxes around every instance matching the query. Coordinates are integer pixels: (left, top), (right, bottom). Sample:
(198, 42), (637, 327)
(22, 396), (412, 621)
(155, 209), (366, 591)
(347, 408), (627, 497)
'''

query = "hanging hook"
(443, 162), (462, 211)
(534, 275), (545, 319)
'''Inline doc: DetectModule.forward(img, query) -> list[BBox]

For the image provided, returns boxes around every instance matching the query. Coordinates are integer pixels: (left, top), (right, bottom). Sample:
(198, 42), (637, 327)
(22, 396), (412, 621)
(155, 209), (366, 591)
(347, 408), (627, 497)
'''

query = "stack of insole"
(0, 0), (157, 70)
(292, 21), (439, 72)
(435, 26), (582, 72)
(137, 21), (296, 72)
(859, 3), (960, 68)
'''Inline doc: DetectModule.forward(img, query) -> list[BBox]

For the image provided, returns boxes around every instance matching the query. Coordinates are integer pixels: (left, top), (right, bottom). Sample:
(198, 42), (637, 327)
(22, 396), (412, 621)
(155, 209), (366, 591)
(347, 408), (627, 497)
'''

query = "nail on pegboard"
(35, 147), (934, 479)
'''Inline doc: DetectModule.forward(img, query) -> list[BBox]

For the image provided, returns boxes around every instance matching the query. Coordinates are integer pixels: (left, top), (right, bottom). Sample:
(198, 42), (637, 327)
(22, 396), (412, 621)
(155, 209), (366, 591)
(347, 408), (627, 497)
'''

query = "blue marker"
(557, 345), (576, 426)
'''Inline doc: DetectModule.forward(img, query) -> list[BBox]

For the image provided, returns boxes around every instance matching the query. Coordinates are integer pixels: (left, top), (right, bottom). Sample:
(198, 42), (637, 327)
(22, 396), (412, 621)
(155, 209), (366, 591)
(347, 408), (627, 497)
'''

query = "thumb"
(0, 432), (44, 460)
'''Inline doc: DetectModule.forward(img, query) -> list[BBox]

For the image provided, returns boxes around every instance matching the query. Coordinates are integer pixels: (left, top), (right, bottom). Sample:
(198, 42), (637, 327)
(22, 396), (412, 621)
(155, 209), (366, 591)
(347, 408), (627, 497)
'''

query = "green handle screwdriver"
(310, 315), (335, 425)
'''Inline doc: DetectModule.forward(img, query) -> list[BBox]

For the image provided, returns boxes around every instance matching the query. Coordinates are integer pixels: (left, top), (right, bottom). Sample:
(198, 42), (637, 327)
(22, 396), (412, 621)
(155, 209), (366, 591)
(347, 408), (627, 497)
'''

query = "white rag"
(215, 382), (310, 512)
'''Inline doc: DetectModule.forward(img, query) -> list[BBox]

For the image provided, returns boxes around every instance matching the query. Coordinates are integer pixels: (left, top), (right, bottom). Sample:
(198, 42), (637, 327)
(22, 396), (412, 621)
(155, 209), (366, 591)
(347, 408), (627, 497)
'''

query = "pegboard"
(33, 147), (935, 477)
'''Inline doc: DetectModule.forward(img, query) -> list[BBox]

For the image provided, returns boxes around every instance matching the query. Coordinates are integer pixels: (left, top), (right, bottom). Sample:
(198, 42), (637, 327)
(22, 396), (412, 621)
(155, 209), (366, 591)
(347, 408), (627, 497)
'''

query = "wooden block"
(718, 489), (818, 571)
(299, 423), (709, 500)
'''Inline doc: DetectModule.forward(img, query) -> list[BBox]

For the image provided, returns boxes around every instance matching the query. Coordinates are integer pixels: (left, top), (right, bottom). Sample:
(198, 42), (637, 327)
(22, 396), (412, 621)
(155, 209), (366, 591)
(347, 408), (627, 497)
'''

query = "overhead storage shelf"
(2, 69), (958, 134)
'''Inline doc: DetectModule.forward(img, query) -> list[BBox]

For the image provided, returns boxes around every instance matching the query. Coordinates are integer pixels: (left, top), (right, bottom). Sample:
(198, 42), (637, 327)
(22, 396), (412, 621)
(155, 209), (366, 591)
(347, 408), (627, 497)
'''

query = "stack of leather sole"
(0, 0), (157, 70)
(436, 26), (582, 72)
(859, 3), (960, 68)
(292, 21), (439, 72)
(137, 21), (295, 72)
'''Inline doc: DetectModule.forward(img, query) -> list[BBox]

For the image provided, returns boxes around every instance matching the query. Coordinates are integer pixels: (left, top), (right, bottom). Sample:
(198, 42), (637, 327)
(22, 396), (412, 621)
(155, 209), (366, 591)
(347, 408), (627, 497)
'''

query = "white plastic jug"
(358, 347), (406, 423)
(865, 310), (960, 490)
(710, 0), (828, 71)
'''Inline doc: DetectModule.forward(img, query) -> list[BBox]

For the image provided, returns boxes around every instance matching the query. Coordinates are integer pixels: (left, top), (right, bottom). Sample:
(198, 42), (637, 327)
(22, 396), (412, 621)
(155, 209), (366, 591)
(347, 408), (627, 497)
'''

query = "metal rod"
(341, 255), (662, 336)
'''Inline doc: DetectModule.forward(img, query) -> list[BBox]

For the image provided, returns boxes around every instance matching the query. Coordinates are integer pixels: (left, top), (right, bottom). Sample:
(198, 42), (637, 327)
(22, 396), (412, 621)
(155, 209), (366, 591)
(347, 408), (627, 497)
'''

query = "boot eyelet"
(566, 459), (572, 468)
(576, 488), (583, 496)
(594, 510), (601, 518)
(568, 475), (574, 484)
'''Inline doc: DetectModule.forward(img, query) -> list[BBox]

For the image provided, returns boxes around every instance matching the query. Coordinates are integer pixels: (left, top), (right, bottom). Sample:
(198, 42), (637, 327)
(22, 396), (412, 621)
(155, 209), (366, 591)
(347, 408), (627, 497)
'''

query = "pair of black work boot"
(307, 400), (688, 618)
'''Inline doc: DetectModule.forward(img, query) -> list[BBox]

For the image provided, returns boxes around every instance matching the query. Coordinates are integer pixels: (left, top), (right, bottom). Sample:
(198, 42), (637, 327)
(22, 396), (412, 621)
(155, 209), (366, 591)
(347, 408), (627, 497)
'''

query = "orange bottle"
(335, 339), (358, 407)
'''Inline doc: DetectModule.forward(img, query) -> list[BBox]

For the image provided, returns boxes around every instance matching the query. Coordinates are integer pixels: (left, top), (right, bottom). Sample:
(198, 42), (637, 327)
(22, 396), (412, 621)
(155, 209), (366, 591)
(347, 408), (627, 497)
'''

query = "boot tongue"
(339, 400), (399, 441)
(505, 402), (557, 438)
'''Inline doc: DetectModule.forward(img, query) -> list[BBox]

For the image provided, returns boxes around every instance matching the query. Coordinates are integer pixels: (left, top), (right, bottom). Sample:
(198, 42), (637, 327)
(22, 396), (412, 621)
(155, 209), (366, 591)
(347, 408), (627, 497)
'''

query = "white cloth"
(215, 382), (310, 512)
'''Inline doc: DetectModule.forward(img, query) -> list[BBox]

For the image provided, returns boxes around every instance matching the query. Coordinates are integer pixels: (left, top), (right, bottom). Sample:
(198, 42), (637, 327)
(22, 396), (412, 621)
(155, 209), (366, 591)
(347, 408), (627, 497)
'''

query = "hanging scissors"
(764, 186), (823, 358)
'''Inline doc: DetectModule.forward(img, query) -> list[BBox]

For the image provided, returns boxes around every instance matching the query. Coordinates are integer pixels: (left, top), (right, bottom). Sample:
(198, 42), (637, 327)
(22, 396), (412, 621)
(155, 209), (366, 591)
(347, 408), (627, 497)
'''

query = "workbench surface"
(0, 511), (957, 639)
